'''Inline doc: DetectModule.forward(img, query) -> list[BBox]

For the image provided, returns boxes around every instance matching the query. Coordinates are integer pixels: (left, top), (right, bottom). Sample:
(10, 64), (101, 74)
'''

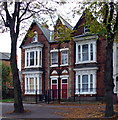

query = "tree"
(75, 1), (118, 117)
(0, 1), (58, 113)
(0, 62), (12, 98)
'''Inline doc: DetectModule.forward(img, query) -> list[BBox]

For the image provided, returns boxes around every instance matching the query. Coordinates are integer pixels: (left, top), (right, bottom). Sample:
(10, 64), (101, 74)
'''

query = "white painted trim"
(73, 67), (98, 71)
(60, 64), (69, 67)
(50, 76), (59, 78)
(50, 65), (58, 67)
(23, 44), (43, 49)
(60, 48), (69, 51)
(22, 71), (43, 74)
(50, 49), (58, 52)
(60, 75), (69, 78)
(74, 35), (98, 42)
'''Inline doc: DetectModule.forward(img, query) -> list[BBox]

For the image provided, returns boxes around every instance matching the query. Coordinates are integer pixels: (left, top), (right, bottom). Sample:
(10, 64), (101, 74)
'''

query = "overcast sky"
(0, 1), (82, 70)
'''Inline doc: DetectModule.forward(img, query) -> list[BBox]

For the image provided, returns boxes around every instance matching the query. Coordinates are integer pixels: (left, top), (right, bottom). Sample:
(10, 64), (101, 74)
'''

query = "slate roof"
(20, 20), (50, 48)
(0, 52), (10, 60)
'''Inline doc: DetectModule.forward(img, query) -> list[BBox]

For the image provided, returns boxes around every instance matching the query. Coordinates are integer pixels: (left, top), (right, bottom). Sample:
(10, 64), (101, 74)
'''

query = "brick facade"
(20, 15), (107, 100)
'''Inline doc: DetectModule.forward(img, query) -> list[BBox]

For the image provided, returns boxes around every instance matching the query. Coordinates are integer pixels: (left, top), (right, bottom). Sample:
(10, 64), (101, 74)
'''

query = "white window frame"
(61, 50), (68, 66)
(25, 48), (42, 68)
(50, 49), (58, 67)
(84, 25), (90, 34)
(25, 73), (42, 94)
(74, 68), (97, 95)
(33, 32), (38, 42)
(76, 41), (96, 64)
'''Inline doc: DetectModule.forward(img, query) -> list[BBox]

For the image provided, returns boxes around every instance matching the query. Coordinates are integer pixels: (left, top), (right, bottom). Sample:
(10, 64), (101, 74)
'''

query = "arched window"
(33, 31), (38, 42)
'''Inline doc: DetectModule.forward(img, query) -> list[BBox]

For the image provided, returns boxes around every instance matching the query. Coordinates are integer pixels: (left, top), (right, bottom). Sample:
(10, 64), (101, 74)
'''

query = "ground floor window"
(25, 74), (42, 94)
(75, 69), (96, 94)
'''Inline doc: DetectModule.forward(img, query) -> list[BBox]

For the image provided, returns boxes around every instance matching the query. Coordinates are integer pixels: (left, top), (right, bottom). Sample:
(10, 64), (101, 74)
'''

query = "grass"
(2, 98), (14, 102)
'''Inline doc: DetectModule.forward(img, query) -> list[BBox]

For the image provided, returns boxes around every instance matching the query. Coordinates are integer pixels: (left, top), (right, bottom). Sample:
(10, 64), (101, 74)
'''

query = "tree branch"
(19, 2), (31, 20)
(0, 12), (8, 27)
(103, 3), (108, 26)
(4, 2), (12, 22)
(16, 2), (20, 36)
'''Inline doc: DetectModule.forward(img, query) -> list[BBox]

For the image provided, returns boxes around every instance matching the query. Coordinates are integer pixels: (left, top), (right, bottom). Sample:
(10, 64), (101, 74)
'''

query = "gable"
(20, 21), (50, 48)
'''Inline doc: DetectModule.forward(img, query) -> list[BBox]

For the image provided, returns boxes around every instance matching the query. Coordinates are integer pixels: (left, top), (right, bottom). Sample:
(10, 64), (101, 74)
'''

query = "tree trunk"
(104, 39), (114, 117)
(10, 34), (24, 113)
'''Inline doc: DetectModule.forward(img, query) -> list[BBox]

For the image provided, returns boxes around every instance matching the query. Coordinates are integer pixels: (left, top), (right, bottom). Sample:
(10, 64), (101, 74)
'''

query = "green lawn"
(2, 98), (14, 102)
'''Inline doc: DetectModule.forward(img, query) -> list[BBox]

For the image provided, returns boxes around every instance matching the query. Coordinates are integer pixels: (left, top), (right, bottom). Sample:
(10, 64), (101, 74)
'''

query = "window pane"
(52, 80), (57, 84)
(62, 79), (67, 83)
(82, 75), (88, 92)
(27, 53), (29, 66)
(36, 51), (38, 65)
(90, 44), (93, 60)
(30, 52), (34, 66)
(78, 45), (81, 62)
(90, 74), (93, 92)
(33, 33), (38, 42)
(82, 44), (88, 61)
(61, 51), (68, 65)
(51, 52), (58, 65)
(30, 78), (34, 92)
(27, 78), (29, 92)
(39, 51), (42, 65)
(78, 75), (80, 91)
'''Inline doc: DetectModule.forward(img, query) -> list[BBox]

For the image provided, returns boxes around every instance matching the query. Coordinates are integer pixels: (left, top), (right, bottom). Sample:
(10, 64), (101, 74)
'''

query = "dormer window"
(84, 25), (90, 34)
(33, 32), (38, 42)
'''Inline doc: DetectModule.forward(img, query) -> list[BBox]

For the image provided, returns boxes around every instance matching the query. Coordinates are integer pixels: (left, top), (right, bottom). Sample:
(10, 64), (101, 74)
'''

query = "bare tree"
(0, 1), (57, 113)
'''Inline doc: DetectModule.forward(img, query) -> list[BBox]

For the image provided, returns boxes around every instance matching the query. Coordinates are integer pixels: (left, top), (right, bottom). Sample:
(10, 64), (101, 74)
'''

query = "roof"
(20, 20), (50, 48)
(0, 52), (10, 60)
(58, 15), (73, 29)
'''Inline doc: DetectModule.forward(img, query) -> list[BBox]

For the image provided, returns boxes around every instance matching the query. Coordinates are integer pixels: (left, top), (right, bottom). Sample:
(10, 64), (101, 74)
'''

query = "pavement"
(1, 102), (66, 119)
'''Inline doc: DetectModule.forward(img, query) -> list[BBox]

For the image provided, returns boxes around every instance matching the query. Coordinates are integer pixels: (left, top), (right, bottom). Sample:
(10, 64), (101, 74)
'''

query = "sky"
(0, 1), (82, 70)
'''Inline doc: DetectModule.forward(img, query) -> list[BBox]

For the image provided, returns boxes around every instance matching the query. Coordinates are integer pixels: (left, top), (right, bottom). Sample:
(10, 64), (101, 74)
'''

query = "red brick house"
(20, 14), (108, 101)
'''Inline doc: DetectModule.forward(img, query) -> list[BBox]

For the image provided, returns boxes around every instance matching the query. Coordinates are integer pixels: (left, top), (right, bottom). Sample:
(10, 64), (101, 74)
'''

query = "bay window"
(25, 48), (42, 68)
(76, 42), (96, 63)
(75, 69), (97, 94)
(25, 74), (42, 94)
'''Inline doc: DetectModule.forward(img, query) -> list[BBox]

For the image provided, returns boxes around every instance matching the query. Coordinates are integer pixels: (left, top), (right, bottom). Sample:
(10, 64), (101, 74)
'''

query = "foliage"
(55, 24), (74, 43)
(0, 61), (12, 98)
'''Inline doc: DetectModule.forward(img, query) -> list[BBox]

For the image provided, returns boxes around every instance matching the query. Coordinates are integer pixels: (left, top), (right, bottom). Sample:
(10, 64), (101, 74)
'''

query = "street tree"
(0, 1), (60, 113)
(75, 1), (118, 117)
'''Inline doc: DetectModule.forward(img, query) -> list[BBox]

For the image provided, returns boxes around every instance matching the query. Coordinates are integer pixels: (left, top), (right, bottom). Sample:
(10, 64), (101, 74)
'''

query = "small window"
(33, 32), (38, 42)
(84, 25), (90, 34)
(52, 80), (57, 84)
(62, 79), (67, 84)
(51, 52), (58, 65)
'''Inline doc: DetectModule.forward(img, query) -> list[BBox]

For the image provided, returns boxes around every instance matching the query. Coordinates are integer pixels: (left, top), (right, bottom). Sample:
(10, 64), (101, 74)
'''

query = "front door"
(61, 78), (68, 99)
(51, 79), (58, 99)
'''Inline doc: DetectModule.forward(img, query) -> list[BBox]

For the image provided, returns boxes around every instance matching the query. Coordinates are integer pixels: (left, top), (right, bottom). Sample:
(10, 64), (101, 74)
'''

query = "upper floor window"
(51, 52), (58, 66)
(76, 42), (96, 64)
(33, 32), (38, 42)
(25, 48), (42, 68)
(84, 25), (90, 34)
(61, 51), (68, 65)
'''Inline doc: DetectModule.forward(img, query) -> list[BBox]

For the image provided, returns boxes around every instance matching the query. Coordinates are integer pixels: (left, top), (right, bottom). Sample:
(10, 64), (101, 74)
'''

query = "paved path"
(1, 103), (65, 119)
